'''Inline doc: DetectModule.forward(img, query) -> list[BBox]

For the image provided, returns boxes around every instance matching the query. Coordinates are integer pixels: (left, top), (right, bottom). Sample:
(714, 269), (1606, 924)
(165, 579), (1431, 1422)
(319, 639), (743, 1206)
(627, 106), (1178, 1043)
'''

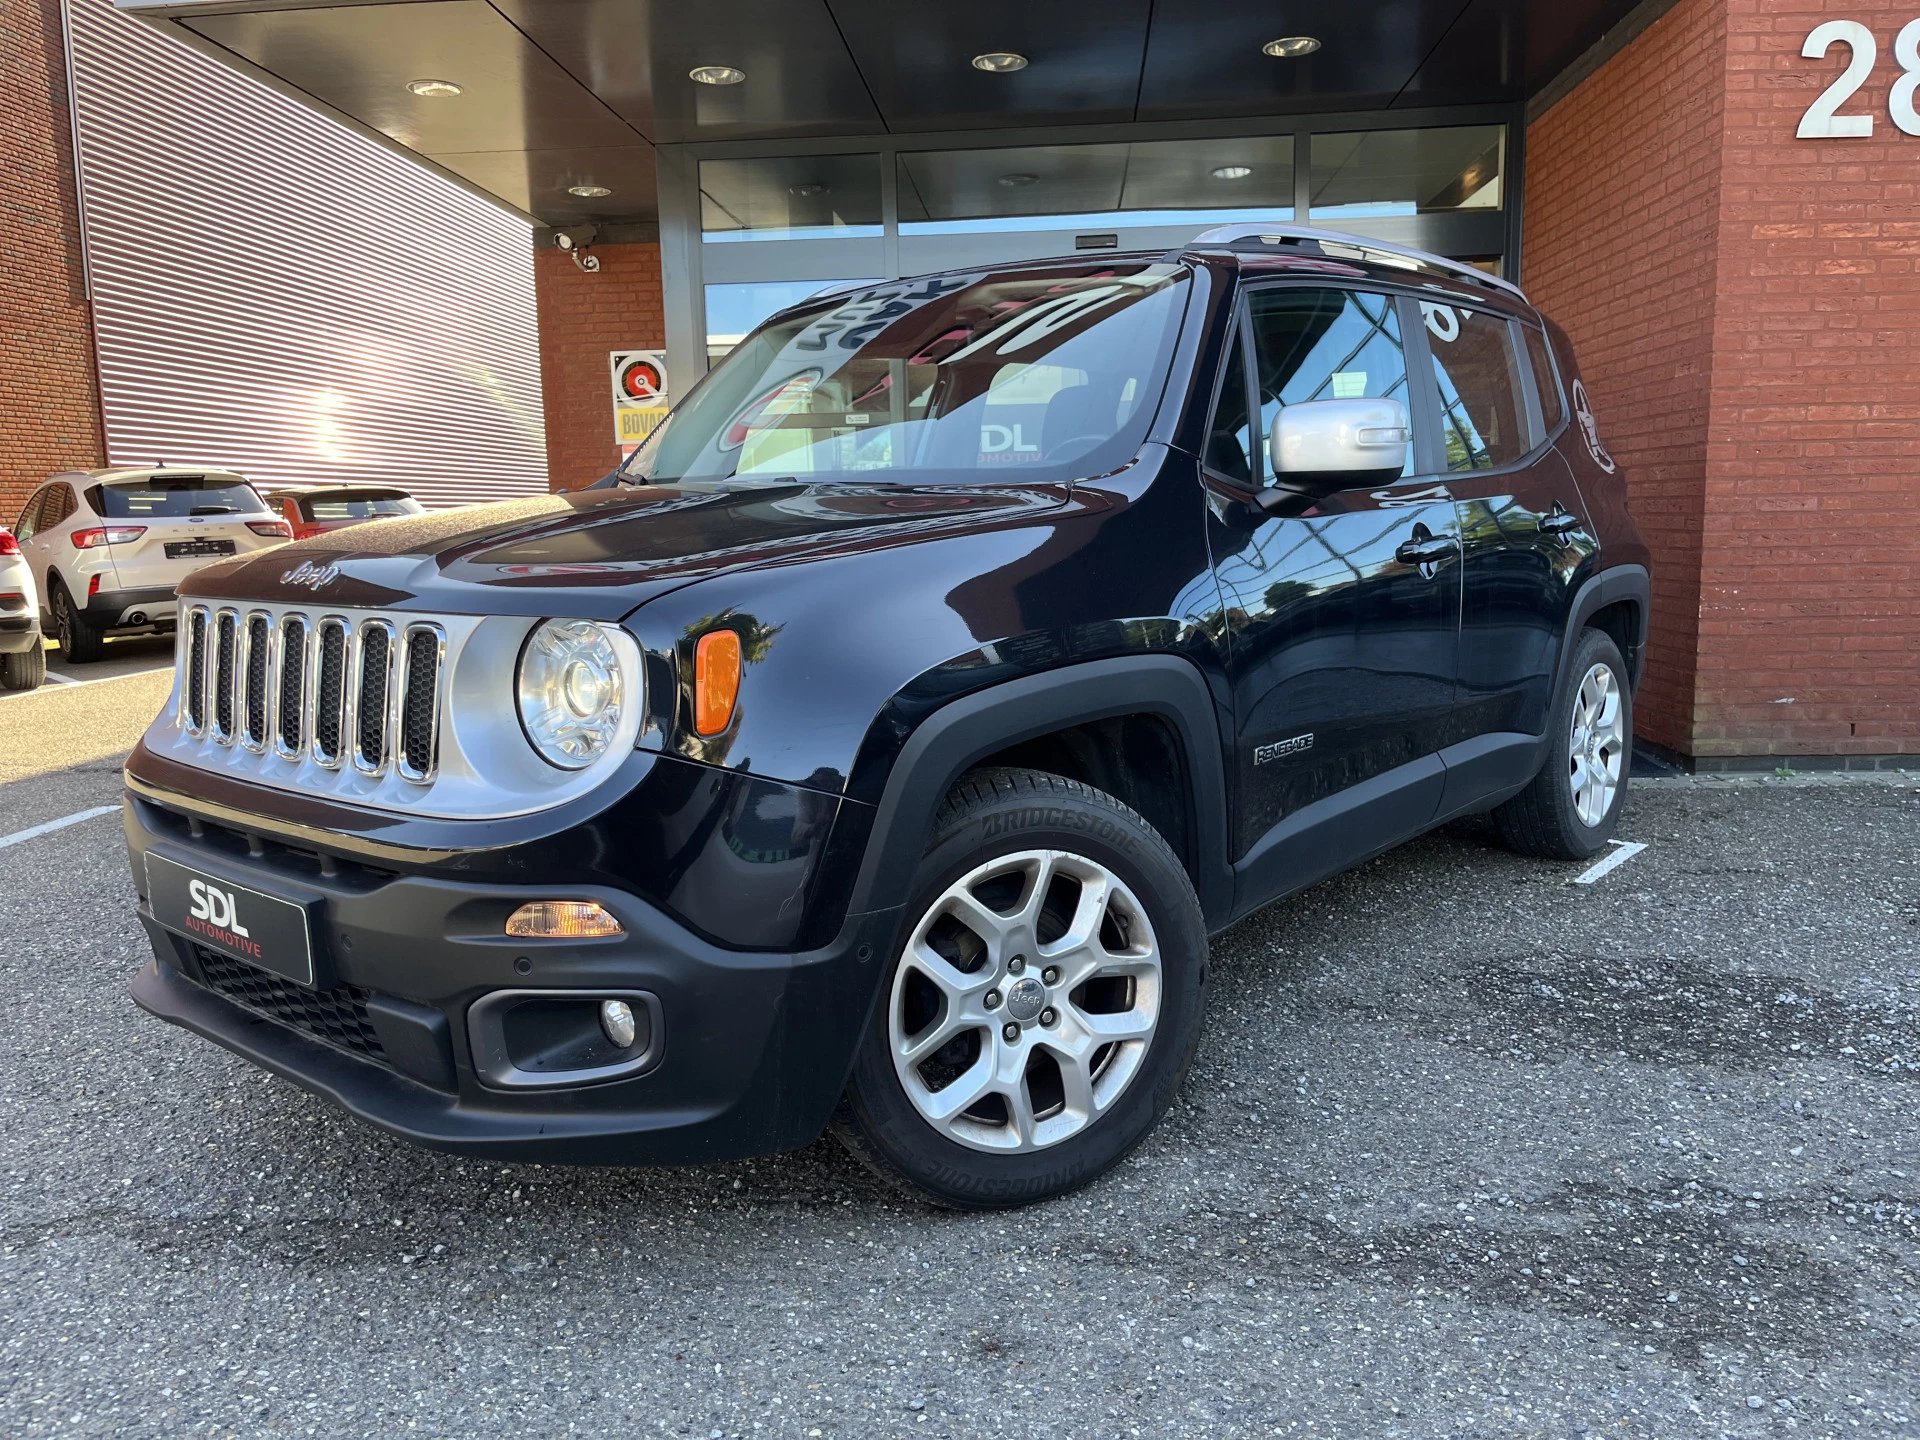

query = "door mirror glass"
(1268, 397), (1414, 488)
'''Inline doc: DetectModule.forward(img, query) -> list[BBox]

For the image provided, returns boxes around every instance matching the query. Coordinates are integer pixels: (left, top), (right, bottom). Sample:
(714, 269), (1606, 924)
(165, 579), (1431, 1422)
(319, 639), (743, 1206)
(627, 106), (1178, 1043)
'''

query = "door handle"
(1395, 534), (1456, 567)
(1539, 507), (1582, 538)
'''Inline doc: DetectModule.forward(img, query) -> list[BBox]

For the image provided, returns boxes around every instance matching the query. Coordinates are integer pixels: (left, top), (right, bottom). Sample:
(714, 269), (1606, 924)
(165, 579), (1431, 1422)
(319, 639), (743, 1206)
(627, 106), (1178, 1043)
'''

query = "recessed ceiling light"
(1262, 36), (1322, 58)
(1212, 165), (1253, 180)
(689, 64), (746, 85)
(971, 51), (1029, 73)
(568, 184), (613, 198)
(997, 172), (1040, 188)
(405, 78), (462, 98)
(788, 182), (830, 197)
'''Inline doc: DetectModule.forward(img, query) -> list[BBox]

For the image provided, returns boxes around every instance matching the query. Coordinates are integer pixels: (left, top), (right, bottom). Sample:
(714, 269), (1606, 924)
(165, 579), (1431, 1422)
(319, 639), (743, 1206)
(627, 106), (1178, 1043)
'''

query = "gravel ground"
(1, 676), (1916, 1438)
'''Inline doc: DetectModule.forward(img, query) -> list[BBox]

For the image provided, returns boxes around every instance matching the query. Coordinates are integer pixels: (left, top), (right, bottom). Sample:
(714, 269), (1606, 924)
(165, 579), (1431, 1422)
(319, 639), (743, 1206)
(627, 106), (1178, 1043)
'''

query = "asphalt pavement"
(0, 673), (1916, 1438)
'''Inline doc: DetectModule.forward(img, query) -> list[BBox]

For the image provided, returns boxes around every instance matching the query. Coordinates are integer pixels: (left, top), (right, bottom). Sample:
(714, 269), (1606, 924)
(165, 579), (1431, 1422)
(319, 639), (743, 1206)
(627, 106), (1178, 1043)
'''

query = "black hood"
(178, 480), (1073, 620)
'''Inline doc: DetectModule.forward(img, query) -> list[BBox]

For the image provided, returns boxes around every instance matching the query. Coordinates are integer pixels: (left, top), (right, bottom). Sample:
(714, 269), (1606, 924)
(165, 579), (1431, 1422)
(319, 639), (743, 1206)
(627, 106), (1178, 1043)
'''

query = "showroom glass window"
(1421, 304), (1533, 470)
(897, 135), (1294, 236)
(1246, 287), (1414, 481)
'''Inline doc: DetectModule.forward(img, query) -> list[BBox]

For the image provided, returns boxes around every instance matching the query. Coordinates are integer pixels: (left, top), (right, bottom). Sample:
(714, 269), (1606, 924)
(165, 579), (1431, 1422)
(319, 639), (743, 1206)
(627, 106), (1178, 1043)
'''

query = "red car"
(260, 484), (424, 541)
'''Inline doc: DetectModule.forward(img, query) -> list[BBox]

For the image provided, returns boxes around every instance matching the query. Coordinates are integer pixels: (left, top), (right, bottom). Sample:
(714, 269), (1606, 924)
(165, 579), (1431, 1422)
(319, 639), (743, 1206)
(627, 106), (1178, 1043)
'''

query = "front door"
(1203, 284), (1462, 900)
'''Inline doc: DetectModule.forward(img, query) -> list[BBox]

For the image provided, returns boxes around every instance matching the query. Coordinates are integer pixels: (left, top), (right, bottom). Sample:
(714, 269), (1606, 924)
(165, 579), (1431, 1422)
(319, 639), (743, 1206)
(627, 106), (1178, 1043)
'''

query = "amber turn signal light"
(694, 628), (742, 736)
(504, 900), (625, 939)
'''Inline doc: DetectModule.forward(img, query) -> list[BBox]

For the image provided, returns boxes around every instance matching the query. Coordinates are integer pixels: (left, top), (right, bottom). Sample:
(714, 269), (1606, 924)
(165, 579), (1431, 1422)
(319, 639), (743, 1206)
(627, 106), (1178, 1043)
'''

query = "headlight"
(516, 619), (629, 769)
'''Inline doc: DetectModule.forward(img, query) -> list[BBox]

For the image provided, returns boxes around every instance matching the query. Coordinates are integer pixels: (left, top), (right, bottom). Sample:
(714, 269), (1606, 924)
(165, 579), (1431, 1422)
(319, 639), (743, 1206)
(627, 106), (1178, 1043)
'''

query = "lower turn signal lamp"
(504, 900), (625, 939)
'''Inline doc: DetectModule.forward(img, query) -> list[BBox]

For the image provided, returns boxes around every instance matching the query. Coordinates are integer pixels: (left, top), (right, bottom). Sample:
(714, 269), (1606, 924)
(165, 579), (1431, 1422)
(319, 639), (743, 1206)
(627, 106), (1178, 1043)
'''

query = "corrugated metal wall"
(66, 0), (546, 506)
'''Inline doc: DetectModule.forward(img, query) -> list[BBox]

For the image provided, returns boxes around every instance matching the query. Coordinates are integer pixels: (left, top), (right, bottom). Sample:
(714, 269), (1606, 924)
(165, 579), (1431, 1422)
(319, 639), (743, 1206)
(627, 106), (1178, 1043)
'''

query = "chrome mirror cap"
(1268, 396), (1412, 480)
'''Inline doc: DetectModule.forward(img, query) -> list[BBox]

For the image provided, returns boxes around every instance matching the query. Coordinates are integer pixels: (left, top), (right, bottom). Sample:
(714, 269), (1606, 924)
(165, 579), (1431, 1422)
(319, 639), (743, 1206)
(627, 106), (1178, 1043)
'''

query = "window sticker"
(1570, 378), (1616, 474)
(1331, 372), (1368, 399)
(1420, 303), (1461, 343)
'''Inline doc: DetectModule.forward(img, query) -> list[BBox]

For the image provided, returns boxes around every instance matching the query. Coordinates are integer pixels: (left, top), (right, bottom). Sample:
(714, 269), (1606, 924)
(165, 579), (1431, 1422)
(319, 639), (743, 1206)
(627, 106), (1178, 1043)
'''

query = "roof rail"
(1189, 222), (1528, 303)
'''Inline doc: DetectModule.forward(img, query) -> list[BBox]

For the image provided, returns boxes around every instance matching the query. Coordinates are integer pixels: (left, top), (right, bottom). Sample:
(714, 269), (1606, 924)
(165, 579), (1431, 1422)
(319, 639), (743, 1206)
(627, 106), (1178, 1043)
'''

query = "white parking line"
(1573, 840), (1648, 885)
(0, 664), (172, 700)
(0, 805), (121, 850)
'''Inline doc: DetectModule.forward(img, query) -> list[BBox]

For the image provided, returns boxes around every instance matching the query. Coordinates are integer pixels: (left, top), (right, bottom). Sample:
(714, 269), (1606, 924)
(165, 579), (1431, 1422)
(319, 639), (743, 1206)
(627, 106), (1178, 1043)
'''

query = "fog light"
(504, 900), (624, 939)
(600, 999), (637, 1049)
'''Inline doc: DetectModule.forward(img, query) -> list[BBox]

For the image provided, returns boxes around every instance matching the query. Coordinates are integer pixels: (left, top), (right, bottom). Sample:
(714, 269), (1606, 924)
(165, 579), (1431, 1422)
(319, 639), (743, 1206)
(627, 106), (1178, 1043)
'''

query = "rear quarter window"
(1522, 323), (1566, 433)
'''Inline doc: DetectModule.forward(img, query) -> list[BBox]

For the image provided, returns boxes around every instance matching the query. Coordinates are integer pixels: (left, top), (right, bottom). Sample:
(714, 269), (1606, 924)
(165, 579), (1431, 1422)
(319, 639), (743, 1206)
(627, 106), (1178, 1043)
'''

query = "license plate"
(145, 851), (317, 987)
(164, 539), (235, 559)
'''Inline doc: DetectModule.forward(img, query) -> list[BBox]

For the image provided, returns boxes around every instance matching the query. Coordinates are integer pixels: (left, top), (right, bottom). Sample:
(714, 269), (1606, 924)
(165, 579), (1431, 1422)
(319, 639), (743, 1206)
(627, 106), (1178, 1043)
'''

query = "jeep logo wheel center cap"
(1004, 975), (1047, 1024)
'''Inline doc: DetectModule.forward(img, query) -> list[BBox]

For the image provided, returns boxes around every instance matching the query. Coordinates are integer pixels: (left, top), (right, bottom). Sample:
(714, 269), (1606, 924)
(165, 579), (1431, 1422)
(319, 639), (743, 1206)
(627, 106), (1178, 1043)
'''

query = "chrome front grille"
(180, 602), (445, 783)
(243, 612), (270, 750)
(212, 610), (238, 742)
(275, 615), (306, 757)
(312, 617), (348, 766)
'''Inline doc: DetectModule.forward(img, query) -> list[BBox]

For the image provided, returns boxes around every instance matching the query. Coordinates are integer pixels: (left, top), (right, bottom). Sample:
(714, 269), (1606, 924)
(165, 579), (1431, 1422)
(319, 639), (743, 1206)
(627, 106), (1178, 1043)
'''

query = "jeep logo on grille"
(280, 560), (342, 591)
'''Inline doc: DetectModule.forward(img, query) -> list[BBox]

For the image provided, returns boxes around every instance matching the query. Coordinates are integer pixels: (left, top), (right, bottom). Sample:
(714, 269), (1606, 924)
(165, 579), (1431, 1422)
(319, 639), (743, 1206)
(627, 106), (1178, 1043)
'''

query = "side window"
(1201, 329), (1253, 484)
(14, 488), (47, 542)
(1421, 303), (1534, 470)
(1522, 323), (1566, 433)
(1248, 287), (1413, 480)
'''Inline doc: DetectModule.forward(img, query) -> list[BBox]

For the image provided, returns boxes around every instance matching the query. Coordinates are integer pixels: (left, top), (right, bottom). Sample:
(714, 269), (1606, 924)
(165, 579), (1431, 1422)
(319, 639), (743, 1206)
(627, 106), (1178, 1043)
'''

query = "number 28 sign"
(1799, 18), (1920, 137)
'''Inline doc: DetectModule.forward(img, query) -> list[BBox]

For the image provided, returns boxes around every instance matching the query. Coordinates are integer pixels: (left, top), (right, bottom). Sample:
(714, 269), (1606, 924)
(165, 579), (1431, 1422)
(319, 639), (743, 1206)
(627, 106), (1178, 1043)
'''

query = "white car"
(12, 468), (292, 662)
(0, 528), (45, 690)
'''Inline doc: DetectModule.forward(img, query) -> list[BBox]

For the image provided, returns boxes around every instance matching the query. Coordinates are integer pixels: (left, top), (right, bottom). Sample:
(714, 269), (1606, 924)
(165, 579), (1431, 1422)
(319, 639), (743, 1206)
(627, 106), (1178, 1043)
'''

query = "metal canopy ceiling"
(116, 0), (1639, 227)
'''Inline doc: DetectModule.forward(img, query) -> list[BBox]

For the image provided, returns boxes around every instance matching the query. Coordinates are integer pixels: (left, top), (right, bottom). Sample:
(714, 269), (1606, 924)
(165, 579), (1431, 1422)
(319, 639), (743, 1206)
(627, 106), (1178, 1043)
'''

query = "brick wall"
(1522, 0), (1728, 754)
(1528, 0), (1920, 760)
(533, 239), (664, 491)
(1698, 0), (1920, 757)
(0, 0), (105, 519)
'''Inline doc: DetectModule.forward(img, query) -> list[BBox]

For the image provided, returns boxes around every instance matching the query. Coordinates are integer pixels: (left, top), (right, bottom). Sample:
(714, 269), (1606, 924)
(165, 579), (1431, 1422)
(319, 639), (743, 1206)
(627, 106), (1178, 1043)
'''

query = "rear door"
(1203, 283), (1463, 897)
(1405, 299), (1597, 769)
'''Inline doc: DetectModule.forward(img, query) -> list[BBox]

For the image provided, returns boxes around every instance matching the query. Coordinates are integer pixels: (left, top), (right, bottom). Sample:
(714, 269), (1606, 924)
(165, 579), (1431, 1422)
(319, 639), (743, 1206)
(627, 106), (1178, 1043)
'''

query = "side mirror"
(1260, 397), (1413, 508)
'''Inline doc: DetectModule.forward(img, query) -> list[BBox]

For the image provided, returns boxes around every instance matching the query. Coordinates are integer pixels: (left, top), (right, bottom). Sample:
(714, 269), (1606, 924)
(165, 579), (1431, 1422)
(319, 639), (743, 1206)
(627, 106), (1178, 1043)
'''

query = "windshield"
(91, 476), (266, 518)
(623, 262), (1190, 487)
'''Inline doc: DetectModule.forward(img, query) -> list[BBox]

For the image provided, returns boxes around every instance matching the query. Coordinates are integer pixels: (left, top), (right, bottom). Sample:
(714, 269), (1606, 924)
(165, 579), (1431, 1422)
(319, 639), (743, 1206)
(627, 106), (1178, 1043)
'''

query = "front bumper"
(124, 789), (902, 1165)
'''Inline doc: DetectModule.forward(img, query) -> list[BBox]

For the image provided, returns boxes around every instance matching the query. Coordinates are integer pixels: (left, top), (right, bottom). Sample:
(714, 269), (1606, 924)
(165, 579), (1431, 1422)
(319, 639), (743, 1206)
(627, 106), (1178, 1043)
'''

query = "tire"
(0, 643), (46, 691)
(51, 580), (104, 663)
(834, 767), (1208, 1210)
(1493, 627), (1632, 861)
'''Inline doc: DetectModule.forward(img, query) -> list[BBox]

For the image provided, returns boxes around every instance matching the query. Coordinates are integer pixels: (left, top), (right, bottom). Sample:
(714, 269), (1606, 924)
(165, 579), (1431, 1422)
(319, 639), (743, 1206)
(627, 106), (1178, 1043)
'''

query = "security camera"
(553, 225), (600, 273)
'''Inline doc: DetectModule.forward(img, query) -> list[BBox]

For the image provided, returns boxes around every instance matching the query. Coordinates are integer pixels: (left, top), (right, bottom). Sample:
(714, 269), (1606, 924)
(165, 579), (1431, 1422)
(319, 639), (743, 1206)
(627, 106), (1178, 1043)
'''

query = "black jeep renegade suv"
(124, 227), (1649, 1208)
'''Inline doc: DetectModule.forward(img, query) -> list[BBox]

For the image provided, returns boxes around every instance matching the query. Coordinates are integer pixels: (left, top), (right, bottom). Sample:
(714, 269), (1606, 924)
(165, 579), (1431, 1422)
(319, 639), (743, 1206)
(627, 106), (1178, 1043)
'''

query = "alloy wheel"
(888, 849), (1161, 1154)
(1568, 662), (1624, 827)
